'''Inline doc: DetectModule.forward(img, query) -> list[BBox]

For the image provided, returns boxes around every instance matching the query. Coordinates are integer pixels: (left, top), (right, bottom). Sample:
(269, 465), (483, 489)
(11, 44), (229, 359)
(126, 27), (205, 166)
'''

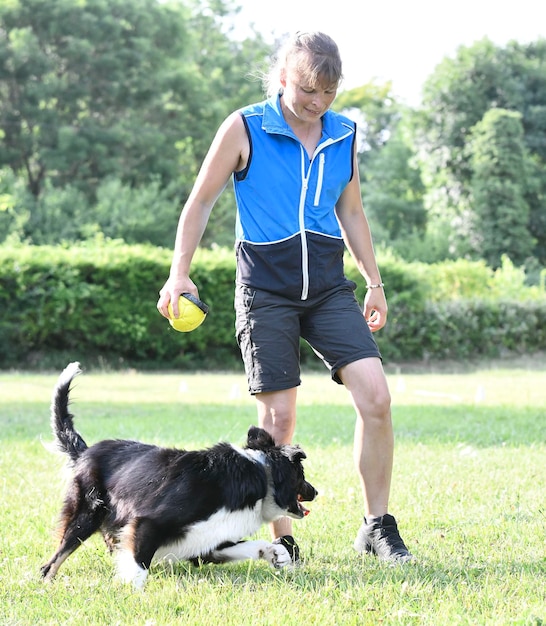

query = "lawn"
(0, 358), (544, 625)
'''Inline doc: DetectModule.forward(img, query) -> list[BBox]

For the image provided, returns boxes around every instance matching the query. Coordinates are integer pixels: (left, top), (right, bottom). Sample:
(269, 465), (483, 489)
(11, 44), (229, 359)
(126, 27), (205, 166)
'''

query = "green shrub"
(412, 255), (546, 301)
(0, 241), (239, 370)
(345, 251), (428, 361)
(0, 243), (544, 370)
(417, 299), (546, 360)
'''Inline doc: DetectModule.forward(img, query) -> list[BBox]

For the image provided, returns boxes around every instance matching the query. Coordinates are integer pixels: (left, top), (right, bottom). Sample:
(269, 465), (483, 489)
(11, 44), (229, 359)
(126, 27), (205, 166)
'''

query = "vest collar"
(263, 94), (353, 142)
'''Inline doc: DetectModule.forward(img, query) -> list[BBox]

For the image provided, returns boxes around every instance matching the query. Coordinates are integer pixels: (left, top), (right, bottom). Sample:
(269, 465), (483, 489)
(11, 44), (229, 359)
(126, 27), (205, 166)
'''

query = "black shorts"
(234, 282), (382, 394)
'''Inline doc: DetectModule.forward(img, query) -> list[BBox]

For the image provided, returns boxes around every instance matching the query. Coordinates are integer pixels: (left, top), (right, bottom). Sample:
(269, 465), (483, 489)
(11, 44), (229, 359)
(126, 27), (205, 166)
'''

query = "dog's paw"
(259, 543), (292, 569)
(115, 550), (149, 590)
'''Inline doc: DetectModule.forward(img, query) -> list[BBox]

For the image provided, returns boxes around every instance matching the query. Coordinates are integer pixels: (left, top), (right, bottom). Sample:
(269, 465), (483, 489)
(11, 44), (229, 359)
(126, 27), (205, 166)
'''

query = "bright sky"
(231, 0), (546, 106)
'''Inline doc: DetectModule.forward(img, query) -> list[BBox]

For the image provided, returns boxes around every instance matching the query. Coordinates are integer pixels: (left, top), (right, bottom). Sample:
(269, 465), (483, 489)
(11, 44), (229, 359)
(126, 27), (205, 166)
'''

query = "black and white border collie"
(41, 362), (317, 589)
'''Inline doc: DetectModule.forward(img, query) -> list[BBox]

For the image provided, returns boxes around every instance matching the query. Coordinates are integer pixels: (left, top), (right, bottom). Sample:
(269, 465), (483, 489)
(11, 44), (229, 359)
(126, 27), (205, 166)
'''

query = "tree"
(0, 0), (199, 197)
(335, 82), (428, 256)
(334, 80), (400, 156)
(182, 0), (272, 248)
(419, 37), (546, 264)
(362, 122), (426, 248)
(0, 0), (268, 246)
(468, 109), (534, 267)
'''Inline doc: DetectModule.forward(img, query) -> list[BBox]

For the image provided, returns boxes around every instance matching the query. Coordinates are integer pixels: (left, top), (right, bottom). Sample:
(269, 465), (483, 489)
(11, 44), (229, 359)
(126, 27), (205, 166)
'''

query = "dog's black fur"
(41, 363), (317, 588)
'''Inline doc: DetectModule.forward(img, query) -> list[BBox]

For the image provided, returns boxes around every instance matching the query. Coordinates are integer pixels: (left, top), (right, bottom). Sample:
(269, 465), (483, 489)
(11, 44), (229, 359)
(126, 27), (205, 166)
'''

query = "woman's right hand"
(156, 275), (198, 319)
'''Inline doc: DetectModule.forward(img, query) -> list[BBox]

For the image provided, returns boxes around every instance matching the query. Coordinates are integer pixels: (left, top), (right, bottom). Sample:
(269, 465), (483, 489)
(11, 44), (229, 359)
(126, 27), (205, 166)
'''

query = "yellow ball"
(167, 293), (209, 332)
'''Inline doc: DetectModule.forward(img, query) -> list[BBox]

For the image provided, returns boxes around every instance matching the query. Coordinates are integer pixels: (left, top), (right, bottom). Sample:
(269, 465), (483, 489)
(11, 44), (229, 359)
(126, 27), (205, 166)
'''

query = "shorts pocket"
(235, 284), (256, 315)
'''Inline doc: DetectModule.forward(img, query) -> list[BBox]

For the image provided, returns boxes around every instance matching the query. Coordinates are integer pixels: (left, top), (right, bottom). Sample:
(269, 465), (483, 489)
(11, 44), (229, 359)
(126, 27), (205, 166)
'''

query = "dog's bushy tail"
(50, 361), (87, 463)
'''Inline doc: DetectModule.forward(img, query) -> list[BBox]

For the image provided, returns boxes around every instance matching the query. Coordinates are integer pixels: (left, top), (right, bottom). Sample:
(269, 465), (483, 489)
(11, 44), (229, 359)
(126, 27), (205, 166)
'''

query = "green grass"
(1, 361), (545, 625)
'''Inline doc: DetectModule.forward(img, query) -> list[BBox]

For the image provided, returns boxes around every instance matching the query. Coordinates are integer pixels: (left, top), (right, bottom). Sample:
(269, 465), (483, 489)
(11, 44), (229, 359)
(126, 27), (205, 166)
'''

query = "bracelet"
(366, 282), (384, 289)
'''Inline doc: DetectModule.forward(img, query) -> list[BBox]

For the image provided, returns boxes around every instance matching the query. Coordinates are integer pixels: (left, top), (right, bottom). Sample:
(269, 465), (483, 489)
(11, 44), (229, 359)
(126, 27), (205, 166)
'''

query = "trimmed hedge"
(1, 243), (545, 370)
(0, 243), (238, 370)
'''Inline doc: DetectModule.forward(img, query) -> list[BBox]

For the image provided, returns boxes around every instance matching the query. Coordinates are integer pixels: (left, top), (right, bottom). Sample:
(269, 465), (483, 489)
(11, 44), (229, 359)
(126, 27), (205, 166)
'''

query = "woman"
(157, 31), (412, 564)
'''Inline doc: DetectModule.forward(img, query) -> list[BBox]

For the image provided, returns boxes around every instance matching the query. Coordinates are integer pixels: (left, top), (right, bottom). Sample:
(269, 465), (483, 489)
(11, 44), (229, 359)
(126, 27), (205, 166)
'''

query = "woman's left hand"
(363, 288), (388, 332)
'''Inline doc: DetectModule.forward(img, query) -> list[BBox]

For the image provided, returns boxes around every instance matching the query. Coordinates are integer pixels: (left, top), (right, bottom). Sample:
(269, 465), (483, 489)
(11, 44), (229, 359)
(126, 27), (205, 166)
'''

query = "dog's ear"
(282, 444), (306, 462)
(246, 426), (276, 450)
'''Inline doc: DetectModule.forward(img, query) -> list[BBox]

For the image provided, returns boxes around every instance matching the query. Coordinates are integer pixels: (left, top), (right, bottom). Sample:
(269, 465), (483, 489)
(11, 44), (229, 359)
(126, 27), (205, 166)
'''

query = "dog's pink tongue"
(299, 503), (310, 516)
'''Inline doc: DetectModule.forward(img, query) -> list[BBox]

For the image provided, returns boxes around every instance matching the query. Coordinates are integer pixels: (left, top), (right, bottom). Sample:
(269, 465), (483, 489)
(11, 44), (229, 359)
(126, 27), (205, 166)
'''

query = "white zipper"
(299, 147), (310, 300)
(298, 135), (349, 300)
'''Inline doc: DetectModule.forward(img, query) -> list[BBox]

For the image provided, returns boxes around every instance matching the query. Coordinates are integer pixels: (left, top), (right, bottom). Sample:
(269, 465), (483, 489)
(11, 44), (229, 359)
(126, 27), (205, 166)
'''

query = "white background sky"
(231, 0), (546, 106)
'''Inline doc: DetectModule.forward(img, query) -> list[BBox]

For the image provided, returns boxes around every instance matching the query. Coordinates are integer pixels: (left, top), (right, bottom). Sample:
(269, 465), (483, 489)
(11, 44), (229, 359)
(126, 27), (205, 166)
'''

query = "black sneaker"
(273, 535), (300, 564)
(354, 514), (413, 563)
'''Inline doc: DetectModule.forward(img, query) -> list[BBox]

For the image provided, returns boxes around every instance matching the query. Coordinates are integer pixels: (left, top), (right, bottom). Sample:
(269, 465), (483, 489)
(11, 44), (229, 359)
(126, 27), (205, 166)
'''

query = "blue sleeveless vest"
(234, 94), (356, 300)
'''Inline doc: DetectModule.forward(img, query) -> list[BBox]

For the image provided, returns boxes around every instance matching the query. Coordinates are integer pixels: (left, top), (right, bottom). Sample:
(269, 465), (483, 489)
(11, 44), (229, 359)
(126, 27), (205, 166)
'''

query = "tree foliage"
(1, 3), (545, 273)
(468, 109), (534, 267)
(420, 37), (546, 264)
(336, 83), (428, 256)
(0, 0), (268, 246)
(0, 0), (196, 197)
(335, 81), (398, 152)
(362, 123), (427, 250)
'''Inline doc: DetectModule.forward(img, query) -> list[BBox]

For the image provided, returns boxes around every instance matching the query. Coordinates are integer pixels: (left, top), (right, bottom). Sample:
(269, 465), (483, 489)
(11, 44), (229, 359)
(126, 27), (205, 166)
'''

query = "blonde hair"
(264, 31), (343, 97)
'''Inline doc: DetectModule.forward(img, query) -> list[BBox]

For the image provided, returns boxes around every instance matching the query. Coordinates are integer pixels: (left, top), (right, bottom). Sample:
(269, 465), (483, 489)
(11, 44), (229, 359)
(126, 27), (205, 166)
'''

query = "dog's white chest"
(153, 504), (264, 562)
